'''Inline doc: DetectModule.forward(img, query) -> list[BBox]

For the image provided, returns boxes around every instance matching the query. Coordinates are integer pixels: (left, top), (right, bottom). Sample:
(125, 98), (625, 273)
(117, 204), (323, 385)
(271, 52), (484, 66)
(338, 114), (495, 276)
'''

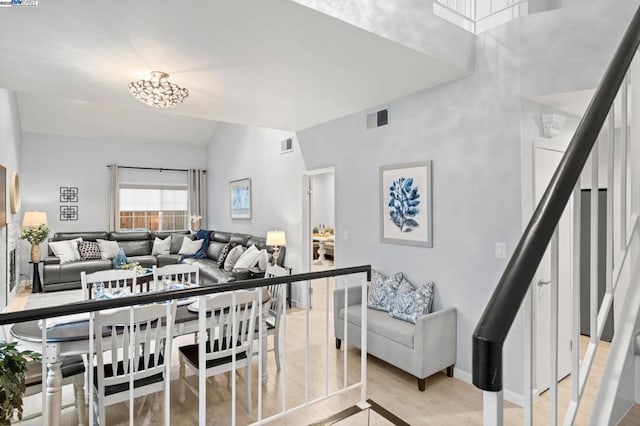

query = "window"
(119, 186), (188, 232)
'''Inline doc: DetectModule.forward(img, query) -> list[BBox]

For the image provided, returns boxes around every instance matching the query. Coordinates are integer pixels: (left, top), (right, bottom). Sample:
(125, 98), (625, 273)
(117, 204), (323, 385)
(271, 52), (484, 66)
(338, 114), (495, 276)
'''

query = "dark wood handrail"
(0, 266), (372, 326)
(472, 5), (640, 392)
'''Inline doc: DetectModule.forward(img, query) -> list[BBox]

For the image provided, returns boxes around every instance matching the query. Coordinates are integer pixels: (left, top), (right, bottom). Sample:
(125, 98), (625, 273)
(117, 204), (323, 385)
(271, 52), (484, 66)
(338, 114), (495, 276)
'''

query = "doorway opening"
(302, 167), (335, 310)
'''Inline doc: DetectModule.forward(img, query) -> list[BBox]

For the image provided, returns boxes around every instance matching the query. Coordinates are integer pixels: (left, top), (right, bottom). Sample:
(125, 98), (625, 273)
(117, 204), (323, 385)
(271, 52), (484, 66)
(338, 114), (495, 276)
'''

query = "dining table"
(312, 233), (334, 265)
(11, 288), (271, 426)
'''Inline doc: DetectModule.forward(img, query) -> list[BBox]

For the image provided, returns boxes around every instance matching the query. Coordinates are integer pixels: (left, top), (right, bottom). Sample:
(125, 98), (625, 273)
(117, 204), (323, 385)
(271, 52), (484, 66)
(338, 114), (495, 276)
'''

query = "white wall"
(206, 123), (307, 303)
(310, 172), (335, 230)
(0, 89), (22, 309)
(21, 132), (207, 234)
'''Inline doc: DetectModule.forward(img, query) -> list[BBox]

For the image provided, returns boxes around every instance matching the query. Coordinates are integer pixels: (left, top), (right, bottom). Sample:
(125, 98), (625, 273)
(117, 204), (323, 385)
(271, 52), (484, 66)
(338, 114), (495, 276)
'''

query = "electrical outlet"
(495, 242), (507, 259)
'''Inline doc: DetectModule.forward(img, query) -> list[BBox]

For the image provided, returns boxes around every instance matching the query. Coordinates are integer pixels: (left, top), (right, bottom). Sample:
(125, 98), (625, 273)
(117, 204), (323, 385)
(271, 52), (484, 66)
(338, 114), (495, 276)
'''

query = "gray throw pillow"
(151, 236), (171, 255)
(223, 245), (245, 272)
(389, 279), (435, 324)
(367, 270), (403, 312)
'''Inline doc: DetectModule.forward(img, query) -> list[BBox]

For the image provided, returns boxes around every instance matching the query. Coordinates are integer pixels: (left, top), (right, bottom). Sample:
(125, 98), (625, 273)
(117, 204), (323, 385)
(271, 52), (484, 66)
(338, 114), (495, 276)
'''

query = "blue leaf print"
(388, 176), (421, 232)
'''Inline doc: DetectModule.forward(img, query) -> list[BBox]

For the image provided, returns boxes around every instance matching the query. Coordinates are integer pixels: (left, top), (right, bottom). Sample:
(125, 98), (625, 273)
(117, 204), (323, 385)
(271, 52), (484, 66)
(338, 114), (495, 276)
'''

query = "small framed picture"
(380, 161), (433, 247)
(230, 178), (252, 219)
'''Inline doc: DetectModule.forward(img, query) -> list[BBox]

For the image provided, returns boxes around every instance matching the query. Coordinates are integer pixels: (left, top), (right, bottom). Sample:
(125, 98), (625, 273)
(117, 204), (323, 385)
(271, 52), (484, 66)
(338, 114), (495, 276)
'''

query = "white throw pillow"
(48, 238), (83, 264)
(152, 236), (171, 255)
(234, 245), (260, 269)
(223, 245), (245, 272)
(96, 239), (119, 260)
(256, 249), (269, 270)
(178, 238), (204, 255)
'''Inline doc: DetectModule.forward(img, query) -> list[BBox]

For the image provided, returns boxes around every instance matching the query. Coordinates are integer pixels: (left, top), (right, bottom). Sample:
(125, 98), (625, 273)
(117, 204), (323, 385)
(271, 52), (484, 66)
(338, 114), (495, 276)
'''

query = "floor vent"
(281, 138), (293, 154)
(366, 108), (389, 129)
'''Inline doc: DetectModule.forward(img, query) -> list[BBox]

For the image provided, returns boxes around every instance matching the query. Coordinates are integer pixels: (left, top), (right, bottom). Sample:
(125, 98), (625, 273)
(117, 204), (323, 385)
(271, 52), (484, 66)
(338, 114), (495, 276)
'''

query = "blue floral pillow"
(389, 279), (435, 323)
(367, 270), (403, 312)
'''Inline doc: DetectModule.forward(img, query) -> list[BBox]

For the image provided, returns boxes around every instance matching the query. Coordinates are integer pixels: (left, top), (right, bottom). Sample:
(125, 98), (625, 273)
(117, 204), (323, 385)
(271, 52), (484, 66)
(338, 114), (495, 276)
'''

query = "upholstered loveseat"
(42, 230), (286, 292)
(334, 286), (456, 391)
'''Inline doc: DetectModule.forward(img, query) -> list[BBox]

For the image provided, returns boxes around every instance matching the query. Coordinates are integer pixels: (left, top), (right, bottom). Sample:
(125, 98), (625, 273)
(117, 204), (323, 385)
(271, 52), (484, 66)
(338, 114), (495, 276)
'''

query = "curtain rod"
(106, 165), (206, 173)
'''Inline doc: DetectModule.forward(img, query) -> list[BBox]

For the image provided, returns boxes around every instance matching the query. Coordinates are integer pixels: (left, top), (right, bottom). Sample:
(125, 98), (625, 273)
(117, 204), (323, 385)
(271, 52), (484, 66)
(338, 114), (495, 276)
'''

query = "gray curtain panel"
(188, 169), (207, 230)
(108, 164), (119, 232)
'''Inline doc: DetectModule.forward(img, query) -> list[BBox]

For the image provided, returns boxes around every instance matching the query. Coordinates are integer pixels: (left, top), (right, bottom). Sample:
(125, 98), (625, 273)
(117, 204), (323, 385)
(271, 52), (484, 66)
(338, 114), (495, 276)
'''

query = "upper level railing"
(472, 4), (640, 425)
(433, 0), (529, 34)
(0, 265), (372, 426)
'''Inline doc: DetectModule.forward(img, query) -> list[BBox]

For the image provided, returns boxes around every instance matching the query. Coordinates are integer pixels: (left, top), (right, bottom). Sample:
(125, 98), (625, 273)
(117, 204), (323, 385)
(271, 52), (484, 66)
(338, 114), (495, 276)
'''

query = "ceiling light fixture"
(128, 71), (189, 108)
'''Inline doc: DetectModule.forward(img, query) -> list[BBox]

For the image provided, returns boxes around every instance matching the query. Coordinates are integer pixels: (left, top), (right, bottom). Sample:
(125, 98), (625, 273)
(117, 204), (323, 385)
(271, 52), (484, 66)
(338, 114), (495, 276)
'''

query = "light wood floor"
(6, 272), (615, 425)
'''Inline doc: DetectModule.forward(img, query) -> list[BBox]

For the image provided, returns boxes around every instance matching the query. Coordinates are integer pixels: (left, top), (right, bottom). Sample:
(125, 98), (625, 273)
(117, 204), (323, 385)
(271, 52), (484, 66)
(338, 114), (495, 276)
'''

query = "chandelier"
(128, 71), (189, 108)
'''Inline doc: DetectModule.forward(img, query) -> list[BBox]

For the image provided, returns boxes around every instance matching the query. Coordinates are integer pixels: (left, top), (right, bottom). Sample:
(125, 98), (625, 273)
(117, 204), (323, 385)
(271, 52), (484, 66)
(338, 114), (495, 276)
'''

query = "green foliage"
(21, 224), (50, 245)
(0, 341), (41, 425)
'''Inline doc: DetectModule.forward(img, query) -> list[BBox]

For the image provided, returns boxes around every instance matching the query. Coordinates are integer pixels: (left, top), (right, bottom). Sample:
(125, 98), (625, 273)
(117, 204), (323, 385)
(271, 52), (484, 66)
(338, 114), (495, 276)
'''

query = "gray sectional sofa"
(334, 286), (456, 391)
(42, 230), (286, 292)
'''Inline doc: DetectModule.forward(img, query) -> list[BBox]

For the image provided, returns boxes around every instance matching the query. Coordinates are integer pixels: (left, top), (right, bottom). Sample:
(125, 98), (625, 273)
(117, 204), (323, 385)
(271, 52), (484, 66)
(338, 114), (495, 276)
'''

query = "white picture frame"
(380, 161), (433, 247)
(230, 178), (252, 219)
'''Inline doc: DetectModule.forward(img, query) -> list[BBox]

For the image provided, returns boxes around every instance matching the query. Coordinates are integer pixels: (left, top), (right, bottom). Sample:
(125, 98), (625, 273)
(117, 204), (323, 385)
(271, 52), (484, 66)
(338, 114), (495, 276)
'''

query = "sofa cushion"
(48, 238), (83, 264)
(215, 243), (232, 268)
(183, 258), (233, 284)
(109, 232), (152, 256)
(207, 241), (227, 262)
(151, 236), (171, 255)
(367, 270), (403, 312)
(156, 254), (181, 267)
(153, 231), (191, 254)
(234, 245), (260, 269)
(224, 245), (244, 272)
(389, 280), (435, 324)
(179, 238), (203, 255)
(95, 239), (118, 260)
(50, 232), (109, 255)
(56, 260), (114, 284)
(78, 241), (101, 260)
(127, 255), (157, 268)
(340, 304), (414, 348)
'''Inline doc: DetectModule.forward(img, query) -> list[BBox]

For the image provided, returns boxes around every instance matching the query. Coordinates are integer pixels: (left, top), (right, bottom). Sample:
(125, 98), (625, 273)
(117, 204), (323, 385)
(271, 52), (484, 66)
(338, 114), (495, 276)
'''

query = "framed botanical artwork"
(380, 161), (432, 247)
(230, 178), (252, 219)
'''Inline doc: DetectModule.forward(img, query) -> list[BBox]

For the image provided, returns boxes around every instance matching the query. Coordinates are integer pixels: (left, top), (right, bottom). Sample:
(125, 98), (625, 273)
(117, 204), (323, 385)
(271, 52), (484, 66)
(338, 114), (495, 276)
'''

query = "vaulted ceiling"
(0, 0), (472, 146)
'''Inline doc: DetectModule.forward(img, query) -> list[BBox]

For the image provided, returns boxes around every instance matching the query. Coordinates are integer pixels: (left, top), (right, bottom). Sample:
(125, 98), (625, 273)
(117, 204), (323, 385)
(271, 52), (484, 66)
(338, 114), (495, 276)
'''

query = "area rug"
(25, 289), (83, 310)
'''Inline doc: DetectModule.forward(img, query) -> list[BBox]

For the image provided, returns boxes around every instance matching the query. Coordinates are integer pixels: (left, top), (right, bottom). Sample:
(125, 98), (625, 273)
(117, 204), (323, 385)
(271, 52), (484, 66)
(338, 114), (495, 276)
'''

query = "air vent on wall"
(281, 138), (293, 154)
(366, 108), (389, 129)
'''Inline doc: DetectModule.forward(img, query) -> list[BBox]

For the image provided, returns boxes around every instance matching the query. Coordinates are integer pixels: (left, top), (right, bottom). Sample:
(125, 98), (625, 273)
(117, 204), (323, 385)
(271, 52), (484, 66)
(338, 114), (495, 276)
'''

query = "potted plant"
(0, 341), (41, 425)
(21, 224), (50, 263)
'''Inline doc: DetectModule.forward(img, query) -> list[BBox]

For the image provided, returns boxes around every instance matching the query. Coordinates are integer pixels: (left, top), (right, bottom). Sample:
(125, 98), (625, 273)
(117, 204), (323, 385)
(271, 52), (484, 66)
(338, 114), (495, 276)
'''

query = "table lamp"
(22, 211), (48, 264)
(266, 230), (286, 265)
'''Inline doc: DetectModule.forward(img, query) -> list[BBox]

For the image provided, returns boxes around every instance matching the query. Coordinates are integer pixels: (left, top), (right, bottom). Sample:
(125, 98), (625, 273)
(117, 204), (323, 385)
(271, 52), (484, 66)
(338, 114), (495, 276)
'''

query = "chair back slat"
(202, 290), (259, 362)
(81, 269), (137, 300)
(153, 264), (199, 291)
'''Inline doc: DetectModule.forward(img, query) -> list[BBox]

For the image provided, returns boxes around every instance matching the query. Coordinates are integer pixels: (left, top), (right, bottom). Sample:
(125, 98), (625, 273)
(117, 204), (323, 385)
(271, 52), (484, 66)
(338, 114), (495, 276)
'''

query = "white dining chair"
(263, 264), (289, 369)
(152, 263), (199, 290)
(177, 289), (260, 413)
(81, 269), (137, 300)
(91, 301), (177, 425)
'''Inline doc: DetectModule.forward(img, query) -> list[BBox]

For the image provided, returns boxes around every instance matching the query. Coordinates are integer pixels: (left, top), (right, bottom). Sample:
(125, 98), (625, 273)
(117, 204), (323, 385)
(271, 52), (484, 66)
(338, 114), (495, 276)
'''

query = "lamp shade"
(266, 230), (286, 247)
(23, 211), (48, 229)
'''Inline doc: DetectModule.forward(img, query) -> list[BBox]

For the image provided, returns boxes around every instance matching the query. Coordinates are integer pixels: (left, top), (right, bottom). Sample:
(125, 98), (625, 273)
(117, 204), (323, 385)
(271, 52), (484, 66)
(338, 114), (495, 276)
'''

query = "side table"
(29, 261), (43, 293)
